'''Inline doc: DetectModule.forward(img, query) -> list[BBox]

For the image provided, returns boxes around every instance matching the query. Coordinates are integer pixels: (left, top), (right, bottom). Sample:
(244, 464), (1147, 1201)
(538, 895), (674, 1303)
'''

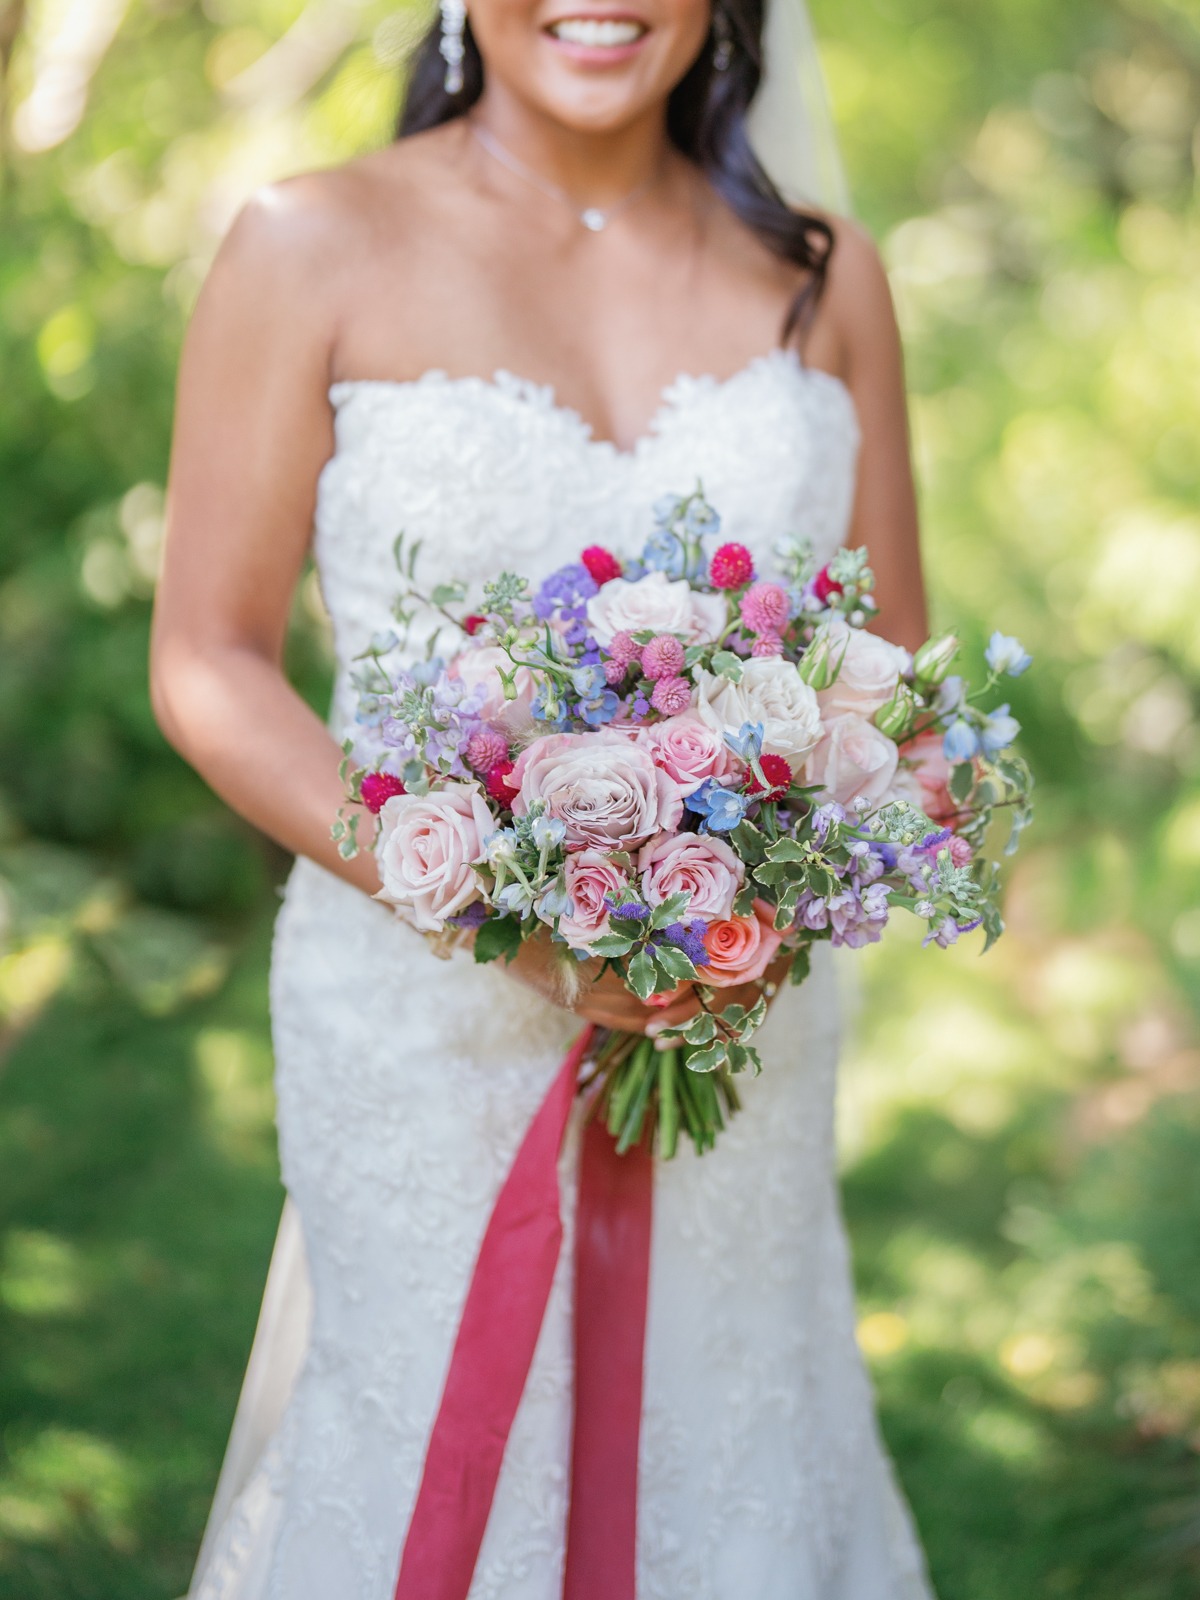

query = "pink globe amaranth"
(607, 629), (642, 668)
(947, 834), (973, 868)
(709, 542), (755, 590)
(649, 675), (692, 716)
(750, 632), (784, 658)
(464, 727), (509, 775)
(740, 581), (791, 636)
(640, 633), (686, 681)
(360, 771), (406, 814)
(580, 545), (623, 585)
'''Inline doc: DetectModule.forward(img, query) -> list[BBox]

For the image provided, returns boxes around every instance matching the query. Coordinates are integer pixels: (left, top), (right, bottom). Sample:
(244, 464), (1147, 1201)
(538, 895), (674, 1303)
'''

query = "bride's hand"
(505, 932), (791, 1039)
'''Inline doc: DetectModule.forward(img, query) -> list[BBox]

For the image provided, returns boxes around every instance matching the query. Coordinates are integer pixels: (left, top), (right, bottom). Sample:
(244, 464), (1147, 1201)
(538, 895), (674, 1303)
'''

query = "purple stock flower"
(533, 563), (598, 624)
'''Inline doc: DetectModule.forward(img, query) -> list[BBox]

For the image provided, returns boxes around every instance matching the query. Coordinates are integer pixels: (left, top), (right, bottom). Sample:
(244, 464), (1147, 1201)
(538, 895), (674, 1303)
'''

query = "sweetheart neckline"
(326, 346), (856, 461)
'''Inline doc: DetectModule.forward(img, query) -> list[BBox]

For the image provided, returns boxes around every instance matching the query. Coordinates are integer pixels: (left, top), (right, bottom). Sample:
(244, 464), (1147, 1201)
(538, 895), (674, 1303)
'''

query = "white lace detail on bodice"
(191, 349), (935, 1600)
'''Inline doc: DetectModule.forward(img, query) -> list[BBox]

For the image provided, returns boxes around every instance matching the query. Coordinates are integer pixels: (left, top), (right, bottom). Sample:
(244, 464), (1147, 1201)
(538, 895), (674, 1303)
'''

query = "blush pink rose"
(804, 713), (899, 808)
(511, 730), (684, 850)
(558, 850), (629, 952)
(637, 711), (741, 795)
(449, 646), (535, 732)
(815, 620), (908, 718)
(695, 900), (784, 989)
(638, 832), (745, 921)
(375, 783), (495, 932)
(585, 570), (726, 649)
(895, 730), (956, 821)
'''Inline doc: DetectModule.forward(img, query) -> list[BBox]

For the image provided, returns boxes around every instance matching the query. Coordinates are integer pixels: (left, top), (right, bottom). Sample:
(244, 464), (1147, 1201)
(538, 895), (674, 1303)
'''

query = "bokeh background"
(0, 0), (1198, 1595)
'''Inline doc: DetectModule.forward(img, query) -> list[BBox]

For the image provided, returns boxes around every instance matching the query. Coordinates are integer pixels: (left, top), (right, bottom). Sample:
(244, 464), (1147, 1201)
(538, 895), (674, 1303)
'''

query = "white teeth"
(550, 17), (644, 46)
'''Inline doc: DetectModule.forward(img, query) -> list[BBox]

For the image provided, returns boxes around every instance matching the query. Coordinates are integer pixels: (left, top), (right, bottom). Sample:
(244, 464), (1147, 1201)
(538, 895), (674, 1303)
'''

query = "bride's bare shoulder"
(208, 127), (461, 297)
(798, 209), (900, 379)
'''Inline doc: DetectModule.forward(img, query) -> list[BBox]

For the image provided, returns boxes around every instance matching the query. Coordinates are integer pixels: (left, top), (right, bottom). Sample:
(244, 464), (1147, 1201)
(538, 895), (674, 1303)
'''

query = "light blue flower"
(483, 828), (521, 866)
(571, 664), (606, 698)
(689, 781), (750, 834)
(535, 880), (573, 921)
(495, 881), (536, 918)
(722, 721), (765, 762)
(577, 688), (620, 727)
(985, 631), (1032, 677)
(934, 675), (967, 715)
(641, 527), (686, 579)
(529, 814), (567, 850)
(942, 718), (981, 762)
(980, 703), (1021, 754)
(683, 499), (721, 539)
(653, 492), (683, 526)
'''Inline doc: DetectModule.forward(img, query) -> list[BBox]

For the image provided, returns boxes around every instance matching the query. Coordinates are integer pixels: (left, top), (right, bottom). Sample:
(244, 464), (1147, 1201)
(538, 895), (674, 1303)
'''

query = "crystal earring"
(712, 8), (734, 71)
(440, 0), (467, 95)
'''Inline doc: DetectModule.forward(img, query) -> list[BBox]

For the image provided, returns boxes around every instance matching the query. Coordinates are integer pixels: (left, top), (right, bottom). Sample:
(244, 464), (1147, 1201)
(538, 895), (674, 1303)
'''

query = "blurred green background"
(0, 0), (1197, 1595)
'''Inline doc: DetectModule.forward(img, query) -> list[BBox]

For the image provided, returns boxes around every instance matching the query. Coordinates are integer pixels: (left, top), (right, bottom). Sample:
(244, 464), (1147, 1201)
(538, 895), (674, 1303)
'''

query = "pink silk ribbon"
(393, 1027), (653, 1600)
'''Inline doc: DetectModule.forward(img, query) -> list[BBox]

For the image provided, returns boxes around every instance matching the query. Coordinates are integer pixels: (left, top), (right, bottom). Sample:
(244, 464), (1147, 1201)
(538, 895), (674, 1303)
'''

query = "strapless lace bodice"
(314, 349), (860, 722)
(191, 348), (935, 1600)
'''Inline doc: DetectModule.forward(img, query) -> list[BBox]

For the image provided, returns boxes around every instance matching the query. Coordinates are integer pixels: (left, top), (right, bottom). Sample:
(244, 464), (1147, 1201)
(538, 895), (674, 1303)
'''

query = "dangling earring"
(712, 8), (734, 71)
(440, 0), (467, 95)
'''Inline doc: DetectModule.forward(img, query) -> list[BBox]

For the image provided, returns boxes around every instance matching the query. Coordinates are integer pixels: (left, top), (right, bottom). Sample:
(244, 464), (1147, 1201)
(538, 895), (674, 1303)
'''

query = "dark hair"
(397, 1), (834, 342)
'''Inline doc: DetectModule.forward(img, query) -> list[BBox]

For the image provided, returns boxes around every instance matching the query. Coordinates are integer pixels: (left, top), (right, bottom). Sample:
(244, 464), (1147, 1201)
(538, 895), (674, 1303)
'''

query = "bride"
(151, 0), (933, 1591)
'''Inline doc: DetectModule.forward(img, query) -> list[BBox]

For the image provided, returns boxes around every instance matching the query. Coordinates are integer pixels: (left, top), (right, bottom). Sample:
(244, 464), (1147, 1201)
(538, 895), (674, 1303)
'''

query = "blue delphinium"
(979, 704), (1021, 755)
(984, 632), (1032, 677)
(942, 718), (980, 762)
(689, 781), (751, 834)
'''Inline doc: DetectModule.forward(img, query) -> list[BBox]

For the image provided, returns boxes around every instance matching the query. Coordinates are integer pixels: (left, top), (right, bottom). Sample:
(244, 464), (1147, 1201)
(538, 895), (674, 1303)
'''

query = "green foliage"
(0, 0), (1197, 1595)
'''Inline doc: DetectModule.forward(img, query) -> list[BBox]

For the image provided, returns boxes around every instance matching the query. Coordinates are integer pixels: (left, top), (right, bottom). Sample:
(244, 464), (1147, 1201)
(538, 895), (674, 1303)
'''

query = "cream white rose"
(375, 783), (495, 932)
(816, 620), (909, 718)
(585, 570), (725, 648)
(694, 656), (823, 764)
(804, 713), (899, 808)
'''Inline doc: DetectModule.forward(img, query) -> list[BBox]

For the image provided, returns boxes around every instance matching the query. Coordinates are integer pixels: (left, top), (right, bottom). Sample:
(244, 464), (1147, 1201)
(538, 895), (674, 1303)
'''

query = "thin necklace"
(470, 121), (657, 233)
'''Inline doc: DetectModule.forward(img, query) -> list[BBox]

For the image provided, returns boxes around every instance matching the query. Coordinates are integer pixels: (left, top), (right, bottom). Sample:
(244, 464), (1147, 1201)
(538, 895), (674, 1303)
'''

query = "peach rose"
(511, 730), (684, 850)
(894, 729), (956, 821)
(695, 900), (784, 988)
(448, 646), (535, 733)
(375, 783), (495, 932)
(638, 831), (744, 921)
(804, 713), (899, 809)
(585, 570), (726, 648)
(816, 620), (908, 717)
(557, 851), (629, 952)
(637, 711), (741, 795)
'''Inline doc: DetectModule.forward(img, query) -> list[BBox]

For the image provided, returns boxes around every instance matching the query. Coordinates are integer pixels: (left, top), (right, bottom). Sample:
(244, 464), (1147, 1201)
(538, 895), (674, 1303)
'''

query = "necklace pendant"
(580, 208), (607, 232)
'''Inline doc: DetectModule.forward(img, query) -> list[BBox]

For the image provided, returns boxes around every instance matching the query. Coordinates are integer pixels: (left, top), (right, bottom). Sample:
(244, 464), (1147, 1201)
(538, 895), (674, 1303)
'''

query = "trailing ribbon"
(393, 1027), (653, 1600)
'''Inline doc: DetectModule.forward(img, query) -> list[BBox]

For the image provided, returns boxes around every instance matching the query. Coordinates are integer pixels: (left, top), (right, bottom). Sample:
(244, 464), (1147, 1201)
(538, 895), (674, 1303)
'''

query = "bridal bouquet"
(334, 489), (1033, 1157)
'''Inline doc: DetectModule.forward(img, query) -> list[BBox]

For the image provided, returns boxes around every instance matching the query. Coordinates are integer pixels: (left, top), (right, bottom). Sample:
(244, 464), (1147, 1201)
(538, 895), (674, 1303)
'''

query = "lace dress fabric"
(190, 349), (935, 1600)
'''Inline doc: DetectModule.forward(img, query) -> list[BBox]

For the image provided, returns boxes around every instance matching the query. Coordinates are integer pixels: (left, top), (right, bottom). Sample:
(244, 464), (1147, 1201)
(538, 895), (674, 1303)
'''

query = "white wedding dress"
(189, 347), (935, 1600)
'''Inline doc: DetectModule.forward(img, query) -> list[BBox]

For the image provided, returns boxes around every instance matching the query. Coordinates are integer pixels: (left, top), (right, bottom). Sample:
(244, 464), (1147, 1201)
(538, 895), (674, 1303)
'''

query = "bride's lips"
(541, 11), (651, 66)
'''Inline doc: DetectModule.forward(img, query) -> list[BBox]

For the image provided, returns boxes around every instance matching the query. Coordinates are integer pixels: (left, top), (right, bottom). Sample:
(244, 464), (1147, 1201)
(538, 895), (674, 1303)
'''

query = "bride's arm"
(813, 219), (928, 656)
(151, 182), (379, 897)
